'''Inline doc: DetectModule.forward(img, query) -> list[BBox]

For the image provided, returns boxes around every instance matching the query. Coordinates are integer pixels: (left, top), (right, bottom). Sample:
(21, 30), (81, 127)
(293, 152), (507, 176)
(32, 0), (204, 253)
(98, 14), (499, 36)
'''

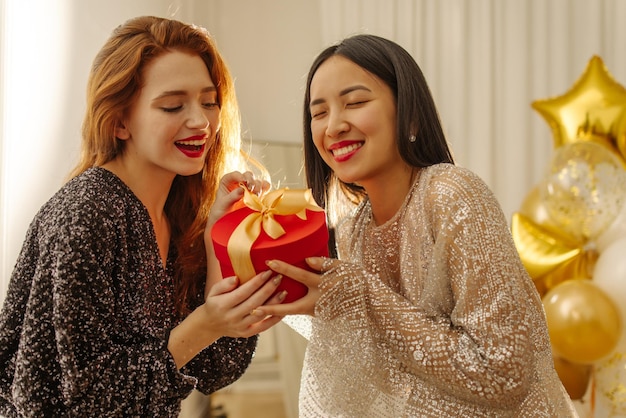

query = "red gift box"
(211, 187), (329, 303)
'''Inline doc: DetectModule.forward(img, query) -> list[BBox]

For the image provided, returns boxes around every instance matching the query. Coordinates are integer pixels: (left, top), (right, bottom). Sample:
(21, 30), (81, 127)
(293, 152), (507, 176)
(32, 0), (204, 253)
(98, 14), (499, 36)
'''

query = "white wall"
(3, 0), (625, 334)
(0, 0), (323, 295)
(203, 0), (323, 144)
(0, 5), (319, 416)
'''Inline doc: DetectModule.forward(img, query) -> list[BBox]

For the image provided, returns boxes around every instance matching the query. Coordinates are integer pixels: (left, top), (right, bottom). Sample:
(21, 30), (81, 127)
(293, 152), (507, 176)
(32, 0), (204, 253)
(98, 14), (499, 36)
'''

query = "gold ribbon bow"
(511, 212), (598, 296)
(227, 186), (324, 281)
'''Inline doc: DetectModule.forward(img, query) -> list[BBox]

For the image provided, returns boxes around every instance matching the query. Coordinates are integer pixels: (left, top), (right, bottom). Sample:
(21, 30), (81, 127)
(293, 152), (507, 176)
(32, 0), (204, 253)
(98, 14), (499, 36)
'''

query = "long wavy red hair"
(70, 16), (243, 315)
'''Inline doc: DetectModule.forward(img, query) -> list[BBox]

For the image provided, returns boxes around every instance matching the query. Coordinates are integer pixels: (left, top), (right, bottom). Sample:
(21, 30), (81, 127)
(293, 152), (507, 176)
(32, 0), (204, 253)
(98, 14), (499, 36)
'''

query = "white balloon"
(593, 238), (626, 325)
(596, 201), (626, 253)
(594, 336), (626, 417)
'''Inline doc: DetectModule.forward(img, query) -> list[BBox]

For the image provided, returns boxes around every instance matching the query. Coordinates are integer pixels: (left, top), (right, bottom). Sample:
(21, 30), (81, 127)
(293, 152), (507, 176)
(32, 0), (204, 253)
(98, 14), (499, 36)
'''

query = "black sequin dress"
(0, 167), (256, 417)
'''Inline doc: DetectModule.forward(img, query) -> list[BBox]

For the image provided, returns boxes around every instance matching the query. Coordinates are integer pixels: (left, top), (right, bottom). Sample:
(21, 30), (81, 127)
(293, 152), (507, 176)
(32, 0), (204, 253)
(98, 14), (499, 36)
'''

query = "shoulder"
(35, 168), (144, 235)
(415, 164), (506, 230)
(419, 163), (496, 206)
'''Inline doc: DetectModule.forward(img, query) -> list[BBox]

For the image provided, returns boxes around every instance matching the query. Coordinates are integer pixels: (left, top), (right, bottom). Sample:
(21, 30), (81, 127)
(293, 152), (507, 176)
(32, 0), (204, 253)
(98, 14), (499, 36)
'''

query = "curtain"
(315, 2), (626, 414)
(318, 0), (626, 220)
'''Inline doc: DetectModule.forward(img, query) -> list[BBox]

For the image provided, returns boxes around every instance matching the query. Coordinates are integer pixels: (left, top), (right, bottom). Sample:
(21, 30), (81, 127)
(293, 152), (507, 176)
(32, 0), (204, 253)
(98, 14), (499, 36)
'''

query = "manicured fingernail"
(266, 260), (278, 269)
(273, 274), (283, 286)
(251, 308), (264, 317)
(278, 290), (287, 301)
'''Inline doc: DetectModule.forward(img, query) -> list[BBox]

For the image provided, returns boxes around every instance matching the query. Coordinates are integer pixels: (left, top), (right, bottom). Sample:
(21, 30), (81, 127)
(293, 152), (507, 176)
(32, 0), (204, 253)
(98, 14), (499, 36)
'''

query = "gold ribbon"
(511, 213), (598, 296)
(227, 186), (324, 282)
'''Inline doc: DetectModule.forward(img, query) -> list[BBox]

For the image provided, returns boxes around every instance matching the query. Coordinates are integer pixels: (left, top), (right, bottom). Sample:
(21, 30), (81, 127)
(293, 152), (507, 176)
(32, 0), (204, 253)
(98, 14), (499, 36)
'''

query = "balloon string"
(590, 367), (596, 418)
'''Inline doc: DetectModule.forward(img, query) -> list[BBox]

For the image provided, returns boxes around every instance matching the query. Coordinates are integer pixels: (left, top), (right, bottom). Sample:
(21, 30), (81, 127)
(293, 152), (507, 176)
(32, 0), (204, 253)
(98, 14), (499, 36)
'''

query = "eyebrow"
(309, 85), (372, 107)
(153, 86), (217, 100)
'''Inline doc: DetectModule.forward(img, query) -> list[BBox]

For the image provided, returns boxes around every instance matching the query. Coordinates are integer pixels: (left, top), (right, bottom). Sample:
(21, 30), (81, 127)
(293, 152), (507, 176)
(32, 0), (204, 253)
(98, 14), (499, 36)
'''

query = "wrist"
(168, 306), (220, 369)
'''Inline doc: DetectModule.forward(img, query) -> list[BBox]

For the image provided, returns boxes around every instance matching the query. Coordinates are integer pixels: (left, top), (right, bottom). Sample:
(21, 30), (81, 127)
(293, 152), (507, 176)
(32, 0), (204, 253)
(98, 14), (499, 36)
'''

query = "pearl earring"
(409, 134), (416, 143)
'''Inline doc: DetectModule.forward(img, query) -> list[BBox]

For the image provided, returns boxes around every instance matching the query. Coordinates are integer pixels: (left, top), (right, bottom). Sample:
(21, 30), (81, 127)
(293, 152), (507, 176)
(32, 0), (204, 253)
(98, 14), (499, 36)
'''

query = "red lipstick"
(175, 135), (207, 158)
(328, 140), (363, 162)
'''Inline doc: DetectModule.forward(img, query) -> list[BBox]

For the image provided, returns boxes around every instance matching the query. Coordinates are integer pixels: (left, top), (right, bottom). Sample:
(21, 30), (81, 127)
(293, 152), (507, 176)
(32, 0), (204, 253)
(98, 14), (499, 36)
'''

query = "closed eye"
(161, 106), (183, 113)
(311, 110), (327, 119)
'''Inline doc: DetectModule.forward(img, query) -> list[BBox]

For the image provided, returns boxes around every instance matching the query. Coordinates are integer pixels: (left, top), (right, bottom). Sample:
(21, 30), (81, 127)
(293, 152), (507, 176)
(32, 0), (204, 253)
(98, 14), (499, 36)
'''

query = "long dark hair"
(303, 34), (455, 213)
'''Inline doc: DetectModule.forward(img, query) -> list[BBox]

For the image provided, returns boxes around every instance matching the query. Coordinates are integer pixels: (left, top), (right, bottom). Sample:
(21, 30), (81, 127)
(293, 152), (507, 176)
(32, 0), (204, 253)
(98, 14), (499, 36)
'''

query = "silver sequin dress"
(0, 167), (257, 417)
(299, 163), (578, 417)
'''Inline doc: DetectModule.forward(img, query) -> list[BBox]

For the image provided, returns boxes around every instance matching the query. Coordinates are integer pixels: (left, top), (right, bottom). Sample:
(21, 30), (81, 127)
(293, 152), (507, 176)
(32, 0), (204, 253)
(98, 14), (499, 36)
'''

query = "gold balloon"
(543, 279), (622, 365)
(552, 356), (592, 400)
(538, 252), (597, 296)
(519, 184), (565, 234)
(532, 55), (626, 162)
(514, 185), (599, 296)
(511, 213), (596, 296)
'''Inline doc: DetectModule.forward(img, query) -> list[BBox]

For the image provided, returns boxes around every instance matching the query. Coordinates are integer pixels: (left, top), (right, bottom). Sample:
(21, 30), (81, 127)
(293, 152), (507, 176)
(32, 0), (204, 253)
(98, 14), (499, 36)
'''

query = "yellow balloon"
(532, 55), (626, 162)
(552, 356), (592, 400)
(542, 279), (622, 364)
(511, 212), (592, 295)
(538, 252), (597, 294)
(519, 184), (565, 234)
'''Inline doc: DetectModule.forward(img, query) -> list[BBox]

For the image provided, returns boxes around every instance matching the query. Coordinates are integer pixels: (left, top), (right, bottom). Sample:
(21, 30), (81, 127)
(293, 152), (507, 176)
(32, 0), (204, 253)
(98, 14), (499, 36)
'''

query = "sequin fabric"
(0, 167), (257, 417)
(299, 164), (578, 417)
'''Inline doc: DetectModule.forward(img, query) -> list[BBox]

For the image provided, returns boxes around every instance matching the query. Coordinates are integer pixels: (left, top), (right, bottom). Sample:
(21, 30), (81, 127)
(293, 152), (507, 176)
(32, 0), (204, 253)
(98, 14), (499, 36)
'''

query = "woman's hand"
(252, 257), (338, 317)
(205, 171), (270, 291)
(207, 171), (270, 229)
(202, 269), (285, 338)
(168, 268), (284, 369)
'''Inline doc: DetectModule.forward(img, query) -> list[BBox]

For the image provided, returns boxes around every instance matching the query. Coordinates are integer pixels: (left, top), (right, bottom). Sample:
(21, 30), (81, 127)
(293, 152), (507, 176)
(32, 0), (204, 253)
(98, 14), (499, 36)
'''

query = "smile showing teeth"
(175, 139), (205, 146)
(175, 139), (205, 151)
(332, 143), (362, 156)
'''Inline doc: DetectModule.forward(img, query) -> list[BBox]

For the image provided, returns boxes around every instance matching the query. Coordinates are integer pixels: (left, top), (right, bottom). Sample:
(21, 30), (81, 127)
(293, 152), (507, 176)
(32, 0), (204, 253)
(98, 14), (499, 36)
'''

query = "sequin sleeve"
(317, 167), (545, 409)
(49, 198), (197, 416)
(182, 335), (257, 394)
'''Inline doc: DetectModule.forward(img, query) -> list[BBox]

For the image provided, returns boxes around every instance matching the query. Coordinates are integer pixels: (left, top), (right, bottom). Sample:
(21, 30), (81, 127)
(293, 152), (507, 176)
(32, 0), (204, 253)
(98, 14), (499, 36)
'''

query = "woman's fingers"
(221, 170), (268, 197)
(208, 275), (240, 296)
(207, 270), (278, 311)
(240, 171), (269, 196)
(245, 314), (284, 335)
(207, 171), (270, 228)
(249, 258), (330, 317)
(255, 294), (316, 317)
(265, 259), (321, 286)
(305, 256), (338, 272)
(203, 270), (285, 337)
(234, 272), (283, 310)
(264, 288), (288, 306)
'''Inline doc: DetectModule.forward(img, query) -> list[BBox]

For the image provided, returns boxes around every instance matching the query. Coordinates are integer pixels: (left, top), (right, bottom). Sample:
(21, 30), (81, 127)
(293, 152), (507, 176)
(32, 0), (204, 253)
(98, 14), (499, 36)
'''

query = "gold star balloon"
(532, 55), (626, 161)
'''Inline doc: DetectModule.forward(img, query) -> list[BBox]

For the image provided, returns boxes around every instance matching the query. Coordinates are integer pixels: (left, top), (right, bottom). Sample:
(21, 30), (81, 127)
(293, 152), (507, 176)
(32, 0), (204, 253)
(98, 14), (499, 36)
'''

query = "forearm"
(317, 263), (532, 406)
(168, 307), (221, 369)
(185, 335), (257, 394)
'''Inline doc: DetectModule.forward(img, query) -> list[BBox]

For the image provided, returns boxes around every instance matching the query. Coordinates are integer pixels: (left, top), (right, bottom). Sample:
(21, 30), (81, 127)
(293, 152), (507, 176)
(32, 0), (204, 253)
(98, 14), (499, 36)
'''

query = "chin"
(335, 173), (360, 185)
(177, 166), (204, 177)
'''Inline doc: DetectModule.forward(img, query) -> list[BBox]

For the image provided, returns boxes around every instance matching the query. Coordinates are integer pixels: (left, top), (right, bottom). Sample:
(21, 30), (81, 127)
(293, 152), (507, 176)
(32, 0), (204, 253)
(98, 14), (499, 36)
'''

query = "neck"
(100, 159), (174, 219)
(367, 167), (418, 225)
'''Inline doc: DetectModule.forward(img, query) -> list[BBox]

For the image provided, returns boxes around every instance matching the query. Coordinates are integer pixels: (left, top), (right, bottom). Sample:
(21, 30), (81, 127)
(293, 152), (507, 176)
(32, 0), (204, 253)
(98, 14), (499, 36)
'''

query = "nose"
(325, 110), (349, 138)
(187, 104), (210, 130)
